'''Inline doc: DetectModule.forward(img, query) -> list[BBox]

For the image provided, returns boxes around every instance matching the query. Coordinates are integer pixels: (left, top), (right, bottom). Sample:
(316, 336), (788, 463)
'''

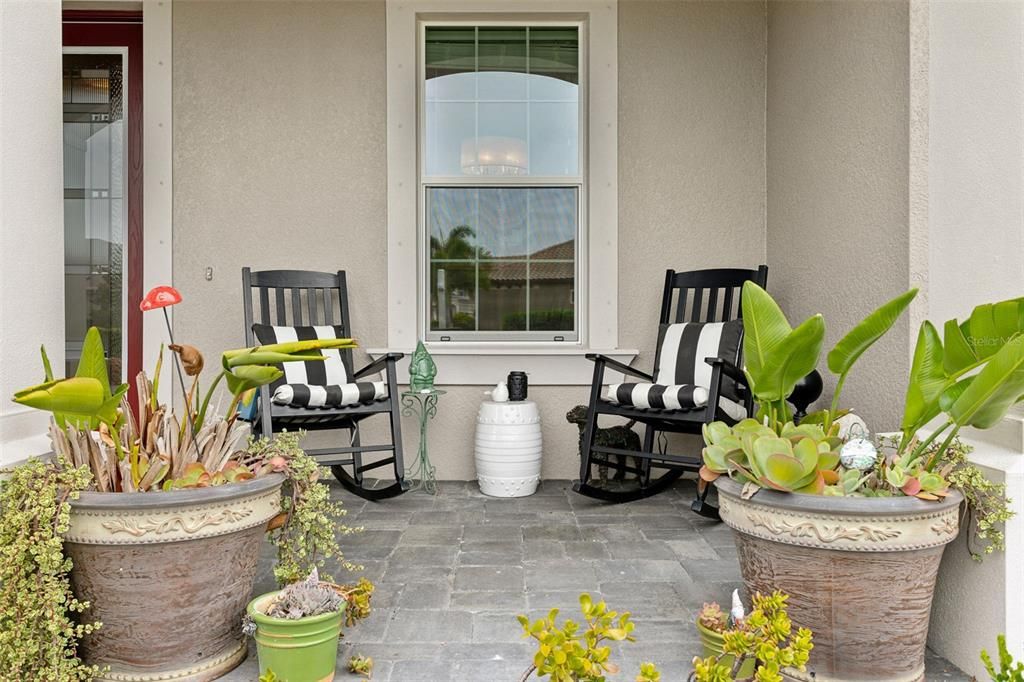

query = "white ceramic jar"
(474, 399), (542, 497)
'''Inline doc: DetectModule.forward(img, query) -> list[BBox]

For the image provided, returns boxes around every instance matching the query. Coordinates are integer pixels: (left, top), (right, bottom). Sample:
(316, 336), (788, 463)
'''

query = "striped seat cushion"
(252, 324), (389, 409)
(272, 382), (387, 408)
(604, 320), (746, 420)
(605, 382), (746, 420)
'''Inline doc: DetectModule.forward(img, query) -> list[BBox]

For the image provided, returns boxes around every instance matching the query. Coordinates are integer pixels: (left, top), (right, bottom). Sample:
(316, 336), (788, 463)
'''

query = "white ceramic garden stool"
(474, 400), (543, 497)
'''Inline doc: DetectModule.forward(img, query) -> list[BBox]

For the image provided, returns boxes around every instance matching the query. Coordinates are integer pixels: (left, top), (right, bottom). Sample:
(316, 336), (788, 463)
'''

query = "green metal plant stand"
(401, 389), (444, 494)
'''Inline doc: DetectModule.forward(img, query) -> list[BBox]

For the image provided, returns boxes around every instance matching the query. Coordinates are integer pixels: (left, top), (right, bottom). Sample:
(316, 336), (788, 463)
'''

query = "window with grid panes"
(422, 24), (582, 341)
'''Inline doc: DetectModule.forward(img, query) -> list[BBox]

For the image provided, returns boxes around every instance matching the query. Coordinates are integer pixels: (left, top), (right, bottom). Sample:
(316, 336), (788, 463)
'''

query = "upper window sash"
(419, 21), (584, 183)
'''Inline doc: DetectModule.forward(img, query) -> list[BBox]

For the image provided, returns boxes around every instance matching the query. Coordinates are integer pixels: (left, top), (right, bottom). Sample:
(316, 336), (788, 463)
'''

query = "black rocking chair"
(242, 268), (408, 500)
(573, 265), (768, 514)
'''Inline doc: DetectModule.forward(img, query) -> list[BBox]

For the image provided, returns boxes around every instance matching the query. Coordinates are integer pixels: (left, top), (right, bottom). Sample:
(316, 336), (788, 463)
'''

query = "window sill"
(366, 346), (639, 386)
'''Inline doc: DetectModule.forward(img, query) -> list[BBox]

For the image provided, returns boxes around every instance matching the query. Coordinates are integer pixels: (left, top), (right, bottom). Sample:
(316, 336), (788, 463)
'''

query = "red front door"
(62, 11), (143, 395)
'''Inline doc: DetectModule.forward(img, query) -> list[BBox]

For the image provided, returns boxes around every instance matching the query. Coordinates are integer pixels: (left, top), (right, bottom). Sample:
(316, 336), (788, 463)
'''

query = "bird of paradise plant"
(702, 281), (1024, 503)
(12, 286), (356, 492)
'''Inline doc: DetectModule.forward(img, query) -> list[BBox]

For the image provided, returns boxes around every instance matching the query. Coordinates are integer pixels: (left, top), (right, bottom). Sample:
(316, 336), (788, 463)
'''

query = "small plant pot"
(247, 591), (344, 682)
(696, 620), (756, 681)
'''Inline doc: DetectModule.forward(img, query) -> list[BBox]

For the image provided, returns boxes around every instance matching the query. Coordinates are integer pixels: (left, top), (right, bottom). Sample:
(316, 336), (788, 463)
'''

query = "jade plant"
(690, 591), (813, 682)
(516, 594), (659, 682)
(702, 282), (1023, 519)
(981, 634), (1024, 681)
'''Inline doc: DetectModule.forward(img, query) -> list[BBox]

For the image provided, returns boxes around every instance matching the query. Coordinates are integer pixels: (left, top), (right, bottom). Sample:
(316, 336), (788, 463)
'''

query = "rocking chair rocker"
(242, 268), (408, 500)
(573, 266), (768, 515)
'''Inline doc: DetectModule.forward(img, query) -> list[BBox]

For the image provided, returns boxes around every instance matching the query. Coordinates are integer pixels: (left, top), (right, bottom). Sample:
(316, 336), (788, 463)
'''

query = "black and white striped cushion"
(604, 321), (746, 420)
(653, 320), (743, 399)
(252, 324), (388, 409)
(272, 382), (387, 408)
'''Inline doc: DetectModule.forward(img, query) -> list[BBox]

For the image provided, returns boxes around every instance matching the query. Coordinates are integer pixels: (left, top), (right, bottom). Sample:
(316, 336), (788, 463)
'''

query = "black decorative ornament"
(787, 369), (823, 423)
(507, 371), (528, 401)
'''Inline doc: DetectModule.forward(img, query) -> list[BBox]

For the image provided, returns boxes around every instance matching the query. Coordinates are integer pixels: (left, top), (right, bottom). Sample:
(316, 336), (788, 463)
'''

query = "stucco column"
(0, 0), (65, 465)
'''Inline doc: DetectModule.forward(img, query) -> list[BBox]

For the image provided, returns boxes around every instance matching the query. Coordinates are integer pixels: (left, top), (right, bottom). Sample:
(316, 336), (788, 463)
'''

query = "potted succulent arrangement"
(244, 568), (373, 682)
(0, 286), (365, 681)
(701, 283), (1020, 681)
(516, 591), (812, 682)
(695, 594), (756, 680)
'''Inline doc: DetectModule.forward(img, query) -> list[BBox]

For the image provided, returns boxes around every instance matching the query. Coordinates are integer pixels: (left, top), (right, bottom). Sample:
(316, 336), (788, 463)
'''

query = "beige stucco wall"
(0, 0), (65, 466)
(172, 0), (767, 479)
(766, 0), (911, 431)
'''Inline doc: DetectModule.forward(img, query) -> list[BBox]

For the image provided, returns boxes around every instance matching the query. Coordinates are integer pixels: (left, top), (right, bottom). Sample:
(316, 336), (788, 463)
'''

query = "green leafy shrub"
(517, 594), (658, 681)
(0, 458), (101, 679)
(981, 635), (1024, 681)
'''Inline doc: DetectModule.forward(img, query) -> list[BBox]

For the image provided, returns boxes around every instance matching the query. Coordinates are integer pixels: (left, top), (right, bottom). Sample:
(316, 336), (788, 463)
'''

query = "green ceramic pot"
(696, 619), (756, 680)
(247, 591), (343, 682)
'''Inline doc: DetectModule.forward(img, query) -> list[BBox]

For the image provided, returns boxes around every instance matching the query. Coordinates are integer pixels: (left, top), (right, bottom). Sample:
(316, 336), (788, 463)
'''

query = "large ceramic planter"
(64, 474), (285, 681)
(247, 591), (343, 682)
(715, 477), (962, 682)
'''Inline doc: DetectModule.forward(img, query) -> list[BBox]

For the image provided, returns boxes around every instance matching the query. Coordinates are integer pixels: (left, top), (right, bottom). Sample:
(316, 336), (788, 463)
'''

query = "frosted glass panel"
(63, 53), (126, 383)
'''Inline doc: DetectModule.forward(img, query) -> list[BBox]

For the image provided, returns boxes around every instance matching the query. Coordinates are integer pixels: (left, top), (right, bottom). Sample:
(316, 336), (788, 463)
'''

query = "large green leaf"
(741, 282), (792, 387)
(901, 321), (946, 433)
(942, 318), (978, 375)
(13, 377), (106, 418)
(949, 334), (1024, 429)
(754, 314), (826, 402)
(223, 365), (284, 395)
(943, 298), (1024, 375)
(939, 376), (973, 414)
(75, 326), (112, 399)
(827, 288), (917, 375)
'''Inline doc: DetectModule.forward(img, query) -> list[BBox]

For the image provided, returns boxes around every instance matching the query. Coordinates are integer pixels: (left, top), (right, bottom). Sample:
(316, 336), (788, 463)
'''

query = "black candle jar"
(507, 371), (528, 401)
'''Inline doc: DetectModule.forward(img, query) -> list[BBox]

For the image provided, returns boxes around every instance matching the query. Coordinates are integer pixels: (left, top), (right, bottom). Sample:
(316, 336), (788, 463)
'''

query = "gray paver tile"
(241, 478), (969, 681)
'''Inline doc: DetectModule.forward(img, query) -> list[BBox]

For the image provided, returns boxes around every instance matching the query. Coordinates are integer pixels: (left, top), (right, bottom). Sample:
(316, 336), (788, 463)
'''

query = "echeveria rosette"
(701, 418), (842, 494)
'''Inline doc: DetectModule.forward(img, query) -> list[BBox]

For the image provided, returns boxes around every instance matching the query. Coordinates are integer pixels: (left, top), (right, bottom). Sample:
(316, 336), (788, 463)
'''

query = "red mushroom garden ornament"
(140, 285), (194, 435)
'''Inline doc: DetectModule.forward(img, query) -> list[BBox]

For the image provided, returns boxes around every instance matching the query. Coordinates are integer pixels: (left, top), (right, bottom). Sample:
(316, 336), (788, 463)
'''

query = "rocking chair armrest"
(585, 354), (654, 382)
(704, 357), (748, 387)
(354, 352), (404, 380)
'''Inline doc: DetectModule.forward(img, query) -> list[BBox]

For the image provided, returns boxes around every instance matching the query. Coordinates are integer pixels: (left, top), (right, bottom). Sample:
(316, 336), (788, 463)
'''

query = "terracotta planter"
(715, 477), (962, 682)
(65, 474), (285, 682)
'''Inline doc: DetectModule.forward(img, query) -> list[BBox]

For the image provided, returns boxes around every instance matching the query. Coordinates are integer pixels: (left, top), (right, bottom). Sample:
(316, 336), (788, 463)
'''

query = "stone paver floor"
(224, 479), (970, 682)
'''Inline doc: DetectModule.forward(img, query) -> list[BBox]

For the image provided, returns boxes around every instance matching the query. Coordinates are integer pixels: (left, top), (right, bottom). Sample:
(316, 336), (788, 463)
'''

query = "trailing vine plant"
(0, 458), (101, 680)
(244, 431), (362, 584)
(927, 437), (1014, 560)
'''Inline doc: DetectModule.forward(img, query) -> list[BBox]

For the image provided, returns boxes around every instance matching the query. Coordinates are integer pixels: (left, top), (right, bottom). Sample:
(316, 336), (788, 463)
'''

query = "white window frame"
(382, 0), (633, 384)
(419, 20), (586, 343)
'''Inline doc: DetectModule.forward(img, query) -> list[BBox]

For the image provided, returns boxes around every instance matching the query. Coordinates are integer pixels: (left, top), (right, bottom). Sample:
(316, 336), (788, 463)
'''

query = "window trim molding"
(386, 0), (620, 383)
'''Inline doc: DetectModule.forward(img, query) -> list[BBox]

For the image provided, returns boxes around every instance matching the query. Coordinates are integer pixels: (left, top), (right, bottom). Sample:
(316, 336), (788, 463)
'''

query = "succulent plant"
(690, 591), (813, 682)
(265, 569), (344, 620)
(696, 602), (728, 634)
(702, 419), (841, 493)
(348, 654), (374, 679)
